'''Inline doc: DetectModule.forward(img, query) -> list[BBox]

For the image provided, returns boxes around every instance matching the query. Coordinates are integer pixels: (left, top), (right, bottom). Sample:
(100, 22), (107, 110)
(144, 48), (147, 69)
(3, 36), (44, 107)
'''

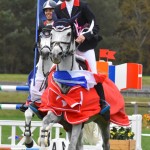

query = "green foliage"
(0, 0), (36, 73)
(116, 0), (150, 74)
(87, 0), (122, 59)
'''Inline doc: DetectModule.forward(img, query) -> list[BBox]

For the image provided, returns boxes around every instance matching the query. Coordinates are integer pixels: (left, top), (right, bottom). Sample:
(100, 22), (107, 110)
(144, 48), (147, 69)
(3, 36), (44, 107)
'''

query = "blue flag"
(33, 0), (59, 85)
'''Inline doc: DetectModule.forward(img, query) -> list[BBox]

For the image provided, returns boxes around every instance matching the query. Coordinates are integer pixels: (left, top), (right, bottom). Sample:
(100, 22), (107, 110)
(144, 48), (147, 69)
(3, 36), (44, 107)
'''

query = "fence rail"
(121, 90), (150, 97)
(0, 115), (142, 150)
(0, 85), (29, 92)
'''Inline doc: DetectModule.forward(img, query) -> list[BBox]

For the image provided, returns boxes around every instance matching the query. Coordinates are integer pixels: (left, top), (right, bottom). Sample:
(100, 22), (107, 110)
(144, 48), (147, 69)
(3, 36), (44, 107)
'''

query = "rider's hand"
(75, 35), (85, 44)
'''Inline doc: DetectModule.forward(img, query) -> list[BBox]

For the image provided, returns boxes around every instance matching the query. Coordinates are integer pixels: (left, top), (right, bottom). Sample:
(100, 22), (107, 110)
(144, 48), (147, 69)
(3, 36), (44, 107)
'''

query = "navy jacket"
(54, 0), (102, 52)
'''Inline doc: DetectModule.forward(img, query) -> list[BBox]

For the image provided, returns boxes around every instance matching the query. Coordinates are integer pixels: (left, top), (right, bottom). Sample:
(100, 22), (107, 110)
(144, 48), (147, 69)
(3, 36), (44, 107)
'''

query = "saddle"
(75, 54), (89, 71)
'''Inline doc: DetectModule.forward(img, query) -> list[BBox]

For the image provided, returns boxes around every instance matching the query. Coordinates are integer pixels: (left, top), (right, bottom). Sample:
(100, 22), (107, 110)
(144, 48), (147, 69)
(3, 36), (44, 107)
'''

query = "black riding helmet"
(43, 0), (57, 11)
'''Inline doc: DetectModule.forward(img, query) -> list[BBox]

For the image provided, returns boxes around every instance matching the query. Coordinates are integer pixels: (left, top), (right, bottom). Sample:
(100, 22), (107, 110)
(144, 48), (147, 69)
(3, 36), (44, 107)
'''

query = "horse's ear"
(71, 24), (78, 39)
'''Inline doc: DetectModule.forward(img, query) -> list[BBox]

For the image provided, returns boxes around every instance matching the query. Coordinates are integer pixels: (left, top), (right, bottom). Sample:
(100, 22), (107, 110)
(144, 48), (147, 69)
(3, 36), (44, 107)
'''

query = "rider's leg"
(94, 83), (110, 120)
(76, 49), (110, 116)
(30, 57), (46, 101)
(19, 56), (45, 112)
(76, 49), (97, 73)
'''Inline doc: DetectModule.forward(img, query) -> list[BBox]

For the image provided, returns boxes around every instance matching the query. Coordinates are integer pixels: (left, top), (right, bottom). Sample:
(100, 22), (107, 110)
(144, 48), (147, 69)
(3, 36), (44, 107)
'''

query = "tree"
(0, 0), (36, 73)
(86, 0), (122, 60)
(116, 0), (150, 74)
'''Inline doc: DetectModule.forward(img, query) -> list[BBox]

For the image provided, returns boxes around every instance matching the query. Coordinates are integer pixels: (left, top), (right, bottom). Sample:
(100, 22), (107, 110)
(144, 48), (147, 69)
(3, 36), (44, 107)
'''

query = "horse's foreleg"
(39, 111), (62, 147)
(24, 108), (34, 148)
(68, 124), (82, 150)
(39, 117), (50, 148)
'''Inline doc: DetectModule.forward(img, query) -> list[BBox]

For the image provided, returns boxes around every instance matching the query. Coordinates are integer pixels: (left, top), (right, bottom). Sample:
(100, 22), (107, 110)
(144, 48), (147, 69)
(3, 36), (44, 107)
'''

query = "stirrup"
(100, 101), (110, 115)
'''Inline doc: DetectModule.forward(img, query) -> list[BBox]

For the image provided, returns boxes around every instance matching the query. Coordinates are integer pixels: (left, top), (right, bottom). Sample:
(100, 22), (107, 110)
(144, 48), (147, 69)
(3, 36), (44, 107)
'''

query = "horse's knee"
(43, 115), (49, 125)
(25, 108), (33, 118)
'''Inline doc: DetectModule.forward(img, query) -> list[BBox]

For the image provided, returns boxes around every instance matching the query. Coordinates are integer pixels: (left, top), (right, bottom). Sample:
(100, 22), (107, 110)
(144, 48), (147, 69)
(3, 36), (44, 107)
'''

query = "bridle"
(38, 32), (52, 78)
(50, 26), (77, 70)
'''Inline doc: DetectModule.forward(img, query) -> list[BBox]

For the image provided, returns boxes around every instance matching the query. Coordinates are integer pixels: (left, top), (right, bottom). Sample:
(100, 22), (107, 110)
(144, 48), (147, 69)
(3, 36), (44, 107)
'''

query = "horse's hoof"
(25, 141), (33, 148)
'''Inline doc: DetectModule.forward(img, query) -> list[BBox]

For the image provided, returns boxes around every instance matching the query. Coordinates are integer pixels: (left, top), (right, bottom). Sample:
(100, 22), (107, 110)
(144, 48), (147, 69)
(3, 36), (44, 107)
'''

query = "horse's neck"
(57, 54), (79, 71)
(37, 56), (53, 77)
(55, 54), (79, 94)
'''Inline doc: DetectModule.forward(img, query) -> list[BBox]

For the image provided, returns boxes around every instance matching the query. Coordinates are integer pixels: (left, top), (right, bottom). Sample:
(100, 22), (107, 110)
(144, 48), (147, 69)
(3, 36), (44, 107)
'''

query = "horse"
(23, 26), (54, 148)
(38, 21), (110, 150)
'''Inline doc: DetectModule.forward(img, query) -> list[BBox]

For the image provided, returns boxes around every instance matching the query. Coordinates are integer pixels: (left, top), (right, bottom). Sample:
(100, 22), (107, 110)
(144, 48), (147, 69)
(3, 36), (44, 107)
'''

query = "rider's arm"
(81, 2), (101, 41)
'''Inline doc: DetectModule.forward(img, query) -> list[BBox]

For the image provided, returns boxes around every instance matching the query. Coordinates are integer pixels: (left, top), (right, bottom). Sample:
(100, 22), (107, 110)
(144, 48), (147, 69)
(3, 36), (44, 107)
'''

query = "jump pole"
(0, 147), (41, 150)
(0, 104), (23, 110)
(0, 85), (29, 92)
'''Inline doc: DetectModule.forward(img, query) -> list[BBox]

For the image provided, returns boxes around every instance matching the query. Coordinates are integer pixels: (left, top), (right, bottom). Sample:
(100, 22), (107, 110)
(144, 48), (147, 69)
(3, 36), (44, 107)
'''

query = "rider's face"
(44, 8), (53, 20)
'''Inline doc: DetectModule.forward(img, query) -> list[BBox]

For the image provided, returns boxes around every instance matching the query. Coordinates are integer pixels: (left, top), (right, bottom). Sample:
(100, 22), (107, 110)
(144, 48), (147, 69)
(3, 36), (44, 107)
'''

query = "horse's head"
(38, 26), (52, 60)
(50, 19), (76, 64)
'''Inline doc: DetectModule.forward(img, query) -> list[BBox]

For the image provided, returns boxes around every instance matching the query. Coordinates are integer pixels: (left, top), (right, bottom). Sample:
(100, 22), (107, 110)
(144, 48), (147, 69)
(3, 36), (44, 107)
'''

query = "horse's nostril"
(58, 52), (63, 56)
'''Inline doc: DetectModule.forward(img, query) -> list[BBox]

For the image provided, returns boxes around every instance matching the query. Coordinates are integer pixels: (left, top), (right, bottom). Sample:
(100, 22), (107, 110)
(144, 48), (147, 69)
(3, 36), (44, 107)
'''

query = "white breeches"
(30, 57), (46, 103)
(76, 49), (97, 73)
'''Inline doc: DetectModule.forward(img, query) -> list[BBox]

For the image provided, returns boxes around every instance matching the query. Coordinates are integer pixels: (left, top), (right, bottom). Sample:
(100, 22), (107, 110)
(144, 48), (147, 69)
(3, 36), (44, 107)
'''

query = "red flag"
(99, 49), (116, 60)
(99, 49), (109, 58)
(107, 51), (116, 60)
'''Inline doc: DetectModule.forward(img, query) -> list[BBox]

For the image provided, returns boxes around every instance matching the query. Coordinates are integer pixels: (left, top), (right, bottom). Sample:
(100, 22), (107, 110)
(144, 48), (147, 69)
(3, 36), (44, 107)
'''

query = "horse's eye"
(67, 32), (71, 36)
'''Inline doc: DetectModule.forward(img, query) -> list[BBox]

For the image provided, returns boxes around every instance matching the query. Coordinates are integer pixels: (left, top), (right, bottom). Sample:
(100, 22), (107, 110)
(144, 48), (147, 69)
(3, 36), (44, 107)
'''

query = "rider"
(38, 0), (57, 35)
(54, 0), (110, 118)
(19, 0), (57, 116)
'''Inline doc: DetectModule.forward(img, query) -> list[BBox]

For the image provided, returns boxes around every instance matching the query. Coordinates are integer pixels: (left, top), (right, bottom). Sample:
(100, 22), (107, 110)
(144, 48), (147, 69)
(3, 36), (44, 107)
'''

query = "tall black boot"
(94, 83), (110, 120)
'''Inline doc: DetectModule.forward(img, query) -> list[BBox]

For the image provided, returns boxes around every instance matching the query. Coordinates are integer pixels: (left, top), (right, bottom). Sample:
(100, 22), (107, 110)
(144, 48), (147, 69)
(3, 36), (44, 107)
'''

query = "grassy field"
(0, 74), (27, 83)
(0, 74), (150, 149)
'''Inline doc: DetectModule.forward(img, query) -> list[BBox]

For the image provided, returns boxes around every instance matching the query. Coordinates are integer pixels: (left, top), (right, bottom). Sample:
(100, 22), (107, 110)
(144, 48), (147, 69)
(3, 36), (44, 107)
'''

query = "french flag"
(97, 61), (143, 91)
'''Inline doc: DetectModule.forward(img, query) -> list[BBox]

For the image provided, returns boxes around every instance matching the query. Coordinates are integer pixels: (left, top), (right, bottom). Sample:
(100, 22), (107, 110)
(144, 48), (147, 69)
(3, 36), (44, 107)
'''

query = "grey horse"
(23, 27), (53, 148)
(38, 23), (110, 150)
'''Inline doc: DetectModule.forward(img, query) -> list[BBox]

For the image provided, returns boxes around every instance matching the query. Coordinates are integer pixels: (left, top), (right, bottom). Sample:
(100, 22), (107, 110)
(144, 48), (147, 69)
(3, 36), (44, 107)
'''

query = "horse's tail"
(82, 122), (101, 145)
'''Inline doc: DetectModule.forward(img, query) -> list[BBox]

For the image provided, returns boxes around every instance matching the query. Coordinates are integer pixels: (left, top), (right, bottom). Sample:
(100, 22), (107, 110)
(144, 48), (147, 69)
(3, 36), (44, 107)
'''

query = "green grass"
(142, 128), (150, 150)
(142, 76), (150, 86)
(0, 74), (149, 86)
(0, 74), (28, 82)
(0, 74), (150, 148)
(0, 92), (28, 103)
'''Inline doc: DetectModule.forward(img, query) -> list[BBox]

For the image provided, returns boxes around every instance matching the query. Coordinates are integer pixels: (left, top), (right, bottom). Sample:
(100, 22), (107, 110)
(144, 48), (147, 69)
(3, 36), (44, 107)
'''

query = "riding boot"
(19, 103), (28, 112)
(29, 102), (46, 119)
(94, 83), (110, 121)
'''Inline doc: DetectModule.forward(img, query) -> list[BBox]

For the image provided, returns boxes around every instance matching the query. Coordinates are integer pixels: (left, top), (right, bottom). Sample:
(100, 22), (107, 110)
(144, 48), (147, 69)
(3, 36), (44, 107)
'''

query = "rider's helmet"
(43, 0), (57, 11)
